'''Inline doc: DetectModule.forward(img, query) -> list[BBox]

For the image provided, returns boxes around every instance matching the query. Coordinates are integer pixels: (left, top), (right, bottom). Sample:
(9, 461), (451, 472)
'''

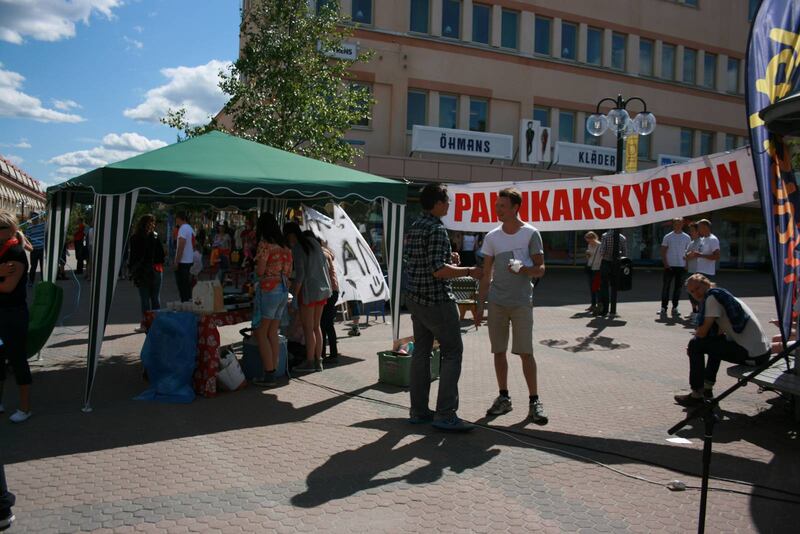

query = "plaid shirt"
(404, 212), (454, 306)
(598, 230), (628, 261)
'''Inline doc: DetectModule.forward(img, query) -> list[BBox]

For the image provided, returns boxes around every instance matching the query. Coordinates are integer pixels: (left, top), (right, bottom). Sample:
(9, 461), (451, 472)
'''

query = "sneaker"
(671, 306), (679, 315)
(9, 409), (31, 423)
(674, 393), (704, 407)
(486, 395), (513, 416)
(314, 359), (324, 372)
(529, 399), (548, 425)
(252, 373), (277, 387)
(0, 511), (15, 532)
(408, 410), (434, 424)
(660, 307), (667, 314)
(432, 416), (474, 432)
(347, 327), (361, 337)
(292, 361), (317, 373)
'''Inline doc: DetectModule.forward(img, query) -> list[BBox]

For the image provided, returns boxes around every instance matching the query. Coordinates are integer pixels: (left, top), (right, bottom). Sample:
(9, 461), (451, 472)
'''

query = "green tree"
(164, 0), (373, 163)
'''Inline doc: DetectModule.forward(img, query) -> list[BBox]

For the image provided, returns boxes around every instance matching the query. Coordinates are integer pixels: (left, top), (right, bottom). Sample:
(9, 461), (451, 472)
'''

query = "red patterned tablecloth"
(143, 308), (252, 397)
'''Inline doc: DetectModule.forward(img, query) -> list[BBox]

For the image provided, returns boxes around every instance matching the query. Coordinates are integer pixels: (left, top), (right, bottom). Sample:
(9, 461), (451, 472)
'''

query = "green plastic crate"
(378, 348), (441, 387)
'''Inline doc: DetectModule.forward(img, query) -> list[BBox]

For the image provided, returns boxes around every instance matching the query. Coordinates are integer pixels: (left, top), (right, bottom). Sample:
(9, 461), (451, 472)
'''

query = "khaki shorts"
(487, 302), (534, 355)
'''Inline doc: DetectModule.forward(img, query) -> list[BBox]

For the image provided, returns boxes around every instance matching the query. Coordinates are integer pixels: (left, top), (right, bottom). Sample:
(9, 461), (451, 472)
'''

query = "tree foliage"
(163, 0), (373, 164)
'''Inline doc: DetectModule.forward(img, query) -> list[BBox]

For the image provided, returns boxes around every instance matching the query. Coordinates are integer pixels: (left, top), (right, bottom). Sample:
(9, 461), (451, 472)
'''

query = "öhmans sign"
(411, 125), (513, 160)
(441, 147), (757, 232)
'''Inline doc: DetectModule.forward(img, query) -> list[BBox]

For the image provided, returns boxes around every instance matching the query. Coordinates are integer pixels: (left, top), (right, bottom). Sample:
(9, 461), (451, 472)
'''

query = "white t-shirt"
(177, 223), (195, 264)
(704, 293), (770, 357)
(661, 231), (691, 268)
(481, 223), (544, 307)
(696, 233), (720, 276)
(686, 238), (702, 273)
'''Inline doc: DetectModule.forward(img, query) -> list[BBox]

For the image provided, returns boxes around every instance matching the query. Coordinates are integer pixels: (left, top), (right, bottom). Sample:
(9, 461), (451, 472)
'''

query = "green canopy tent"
(45, 131), (408, 411)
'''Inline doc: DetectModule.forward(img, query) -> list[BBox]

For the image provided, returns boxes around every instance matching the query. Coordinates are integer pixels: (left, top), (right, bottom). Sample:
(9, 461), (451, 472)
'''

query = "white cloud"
(0, 64), (85, 122)
(52, 99), (81, 111)
(0, 0), (122, 44)
(48, 132), (168, 175)
(0, 138), (31, 149)
(123, 35), (143, 50)
(133, 25), (143, 33)
(6, 154), (23, 166)
(124, 59), (231, 126)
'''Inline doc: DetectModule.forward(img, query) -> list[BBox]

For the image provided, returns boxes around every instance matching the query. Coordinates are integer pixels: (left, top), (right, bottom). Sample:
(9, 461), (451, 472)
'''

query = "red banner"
(442, 148), (757, 232)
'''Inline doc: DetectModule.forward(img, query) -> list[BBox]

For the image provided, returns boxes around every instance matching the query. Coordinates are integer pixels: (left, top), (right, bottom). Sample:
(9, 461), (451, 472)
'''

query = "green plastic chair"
(26, 281), (64, 360)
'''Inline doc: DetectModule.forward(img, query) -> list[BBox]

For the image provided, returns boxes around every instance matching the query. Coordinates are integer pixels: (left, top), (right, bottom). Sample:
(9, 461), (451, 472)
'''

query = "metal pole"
(611, 95), (625, 315)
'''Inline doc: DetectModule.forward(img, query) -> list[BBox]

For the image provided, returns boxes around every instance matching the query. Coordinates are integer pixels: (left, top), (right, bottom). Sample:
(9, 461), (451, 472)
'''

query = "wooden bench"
(726, 356), (800, 396)
(452, 276), (479, 321)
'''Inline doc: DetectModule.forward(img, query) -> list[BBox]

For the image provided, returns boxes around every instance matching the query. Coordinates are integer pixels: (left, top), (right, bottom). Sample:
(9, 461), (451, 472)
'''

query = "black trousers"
(0, 306), (31, 385)
(175, 263), (193, 302)
(687, 334), (767, 391)
(661, 267), (686, 308)
(321, 290), (339, 358)
(74, 240), (85, 273)
(29, 248), (43, 283)
(0, 464), (14, 515)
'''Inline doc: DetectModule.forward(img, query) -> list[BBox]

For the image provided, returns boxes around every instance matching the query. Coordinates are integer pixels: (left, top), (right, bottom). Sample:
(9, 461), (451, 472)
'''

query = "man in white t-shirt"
(660, 218), (691, 315)
(687, 219), (720, 280)
(674, 274), (770, 407)
(476, 188), (548, 425)
(173, 211), (195, 302)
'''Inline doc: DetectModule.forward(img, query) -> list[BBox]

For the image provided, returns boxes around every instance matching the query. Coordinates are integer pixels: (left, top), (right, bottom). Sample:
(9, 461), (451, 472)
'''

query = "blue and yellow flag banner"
(747, 0), (800, 343)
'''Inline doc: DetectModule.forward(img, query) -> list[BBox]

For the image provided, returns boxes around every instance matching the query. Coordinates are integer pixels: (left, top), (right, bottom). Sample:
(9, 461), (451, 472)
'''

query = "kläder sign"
(555, 142), (617, 171)
(411, 125), (513, 160)
(441, 147), (757, 232)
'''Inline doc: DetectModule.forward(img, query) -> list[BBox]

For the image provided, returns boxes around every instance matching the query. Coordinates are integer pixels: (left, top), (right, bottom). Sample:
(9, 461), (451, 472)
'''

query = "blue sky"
(0, 0), (241, 185)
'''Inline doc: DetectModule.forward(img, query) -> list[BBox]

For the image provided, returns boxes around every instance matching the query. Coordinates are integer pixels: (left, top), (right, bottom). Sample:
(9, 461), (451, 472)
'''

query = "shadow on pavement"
(291, 417), (501, 508)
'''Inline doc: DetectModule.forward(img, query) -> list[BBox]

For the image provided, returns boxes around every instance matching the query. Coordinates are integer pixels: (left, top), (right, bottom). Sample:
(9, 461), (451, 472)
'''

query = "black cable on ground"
(290, 375), (800, 504)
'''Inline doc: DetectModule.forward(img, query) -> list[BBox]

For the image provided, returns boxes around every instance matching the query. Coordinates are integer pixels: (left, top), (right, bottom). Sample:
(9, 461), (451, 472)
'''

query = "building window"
(472, 3), (490, 45)
(407, 90), (427, 131)
(639, 38), (654, 76)
(351, 82), (371, 127)
(533, 106), (550, 127)
(558, 111), (576, 142)
(351, 0), (372, 24)
(683, 47), (697, 84)
(749, 0), (759, 21)
(699, 131), (714, 155)
(662, 43), (676, 80)
(638, 134), (651, 160)
(316, 0), (336, 14)
(703, 52), (717, 88)
(501, 9), (519, 49)
(410, 0), (429, 33)
(561, 21), (577, 60)
(727, 57), (740, 93)
(680, 128), (695, 157)
(470, 98), (488, 132)
(586, 27), (602, 65)
(611, 32), (626, 70)
(584, 129), (600, 146)
(534, 16), (552, 55)
(724, 133), (736, 151)
(439, 93), (458, 129)
(442, 0), (461, 39)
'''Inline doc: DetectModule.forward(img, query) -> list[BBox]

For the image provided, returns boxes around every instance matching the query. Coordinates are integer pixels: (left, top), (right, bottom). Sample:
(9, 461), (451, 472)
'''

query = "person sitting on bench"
(674, 274), (770, 407)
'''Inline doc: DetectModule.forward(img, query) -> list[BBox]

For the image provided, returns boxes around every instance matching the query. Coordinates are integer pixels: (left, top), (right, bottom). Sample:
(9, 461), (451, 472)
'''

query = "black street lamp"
(586, 94), (656, 315)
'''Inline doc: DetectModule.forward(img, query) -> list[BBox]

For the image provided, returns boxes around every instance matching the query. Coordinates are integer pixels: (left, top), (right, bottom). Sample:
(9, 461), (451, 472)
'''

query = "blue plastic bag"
(135, 311), (198, 403)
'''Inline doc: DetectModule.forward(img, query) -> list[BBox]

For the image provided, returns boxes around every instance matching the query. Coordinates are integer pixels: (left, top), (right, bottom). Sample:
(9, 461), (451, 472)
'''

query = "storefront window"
(558, 111), (576, 142)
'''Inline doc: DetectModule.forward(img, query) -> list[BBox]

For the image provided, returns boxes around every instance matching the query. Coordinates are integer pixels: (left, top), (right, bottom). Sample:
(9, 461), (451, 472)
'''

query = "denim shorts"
(252, 282), (288, 328)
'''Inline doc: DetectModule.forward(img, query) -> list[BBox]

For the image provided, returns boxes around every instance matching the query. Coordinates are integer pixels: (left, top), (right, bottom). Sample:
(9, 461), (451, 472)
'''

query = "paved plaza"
(2, 267), (799, 533)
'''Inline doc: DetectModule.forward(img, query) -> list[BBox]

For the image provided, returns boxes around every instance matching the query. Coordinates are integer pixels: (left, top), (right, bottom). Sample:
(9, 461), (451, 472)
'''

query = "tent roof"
(47, 131), (407, 205)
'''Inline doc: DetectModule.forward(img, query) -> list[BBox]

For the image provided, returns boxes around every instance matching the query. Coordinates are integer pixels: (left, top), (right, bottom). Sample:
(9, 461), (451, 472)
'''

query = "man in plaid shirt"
(596, 229), (628, 316)
(404, 183), (482, 432)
